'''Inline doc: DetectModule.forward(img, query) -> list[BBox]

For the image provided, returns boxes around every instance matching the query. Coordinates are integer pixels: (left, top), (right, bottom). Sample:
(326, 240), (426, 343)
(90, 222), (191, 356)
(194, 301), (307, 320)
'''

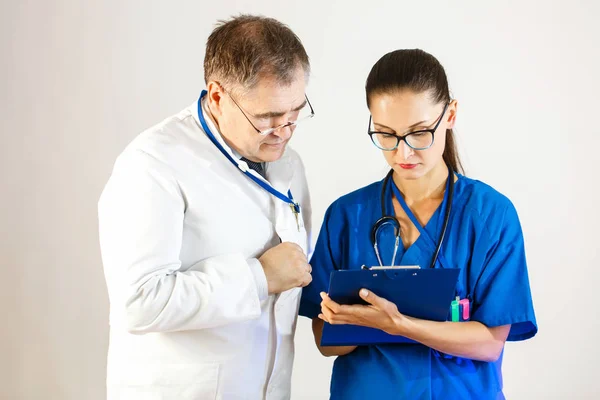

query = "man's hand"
(258, 242), (312, 294)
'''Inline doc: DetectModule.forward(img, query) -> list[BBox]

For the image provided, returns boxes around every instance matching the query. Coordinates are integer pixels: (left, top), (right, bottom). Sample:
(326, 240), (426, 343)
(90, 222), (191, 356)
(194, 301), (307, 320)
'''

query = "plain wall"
(1, 0), (599, 398)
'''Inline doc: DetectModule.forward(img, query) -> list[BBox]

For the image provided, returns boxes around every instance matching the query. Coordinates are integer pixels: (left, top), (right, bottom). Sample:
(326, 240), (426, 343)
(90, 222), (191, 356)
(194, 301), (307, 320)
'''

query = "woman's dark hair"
(366, 49), (463, 174)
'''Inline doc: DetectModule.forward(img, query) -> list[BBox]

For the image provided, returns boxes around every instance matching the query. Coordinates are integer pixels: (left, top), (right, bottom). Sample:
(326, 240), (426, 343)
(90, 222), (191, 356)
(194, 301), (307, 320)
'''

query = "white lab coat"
(98, 98), (312, 400)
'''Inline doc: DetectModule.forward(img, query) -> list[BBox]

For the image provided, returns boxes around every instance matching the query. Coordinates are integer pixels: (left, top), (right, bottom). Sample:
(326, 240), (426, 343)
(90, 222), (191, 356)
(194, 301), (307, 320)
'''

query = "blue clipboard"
(321, 267), (460, 346)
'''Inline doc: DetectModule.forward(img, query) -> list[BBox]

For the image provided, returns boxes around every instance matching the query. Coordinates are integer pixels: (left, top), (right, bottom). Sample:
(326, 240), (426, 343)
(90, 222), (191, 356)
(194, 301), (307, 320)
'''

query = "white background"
(1, 0), (599, 399)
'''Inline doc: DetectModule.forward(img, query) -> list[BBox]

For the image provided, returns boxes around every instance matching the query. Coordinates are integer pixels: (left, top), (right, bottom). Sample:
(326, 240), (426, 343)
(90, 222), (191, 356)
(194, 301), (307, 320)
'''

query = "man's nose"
(272, 123), (294, 140)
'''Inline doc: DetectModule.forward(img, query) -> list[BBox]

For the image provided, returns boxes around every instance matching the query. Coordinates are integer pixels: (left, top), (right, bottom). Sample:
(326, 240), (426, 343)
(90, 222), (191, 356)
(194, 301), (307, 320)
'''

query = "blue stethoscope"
(372, 166), (454, 268)
(196, 90), (301, 220)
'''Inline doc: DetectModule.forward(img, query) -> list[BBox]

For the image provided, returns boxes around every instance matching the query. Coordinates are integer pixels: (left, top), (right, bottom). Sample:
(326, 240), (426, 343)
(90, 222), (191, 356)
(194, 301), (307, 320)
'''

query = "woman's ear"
(447, 99), (458, 129)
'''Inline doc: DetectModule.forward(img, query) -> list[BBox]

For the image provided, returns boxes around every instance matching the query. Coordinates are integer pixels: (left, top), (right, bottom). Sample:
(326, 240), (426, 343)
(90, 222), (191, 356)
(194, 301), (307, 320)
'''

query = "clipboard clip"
(360, 265), (420, 270)
(360, 265), (421, 279)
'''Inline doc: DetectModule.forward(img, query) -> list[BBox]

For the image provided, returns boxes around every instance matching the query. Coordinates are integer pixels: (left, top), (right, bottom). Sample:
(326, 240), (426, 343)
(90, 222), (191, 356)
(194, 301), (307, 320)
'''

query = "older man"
(98, 14), (314, 399)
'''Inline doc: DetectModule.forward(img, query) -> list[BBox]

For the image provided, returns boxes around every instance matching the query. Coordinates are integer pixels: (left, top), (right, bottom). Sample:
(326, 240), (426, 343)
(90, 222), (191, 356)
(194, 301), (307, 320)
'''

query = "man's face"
(207, 68), (308, 162)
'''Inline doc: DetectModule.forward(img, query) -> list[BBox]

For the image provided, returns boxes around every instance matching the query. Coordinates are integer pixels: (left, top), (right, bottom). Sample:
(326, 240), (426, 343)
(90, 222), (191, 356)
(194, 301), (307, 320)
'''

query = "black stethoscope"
(371, 166), (454, 268)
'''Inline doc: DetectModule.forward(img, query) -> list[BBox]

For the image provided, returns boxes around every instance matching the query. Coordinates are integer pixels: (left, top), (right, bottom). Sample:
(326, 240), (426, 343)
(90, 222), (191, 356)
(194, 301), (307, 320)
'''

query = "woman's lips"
(398, 163), (418, 169)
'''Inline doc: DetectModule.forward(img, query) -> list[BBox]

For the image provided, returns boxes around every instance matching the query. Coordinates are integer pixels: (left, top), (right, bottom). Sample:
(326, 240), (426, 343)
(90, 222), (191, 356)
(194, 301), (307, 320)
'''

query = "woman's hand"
(319, 289), (510, 362)
(318, 289), (405, 335)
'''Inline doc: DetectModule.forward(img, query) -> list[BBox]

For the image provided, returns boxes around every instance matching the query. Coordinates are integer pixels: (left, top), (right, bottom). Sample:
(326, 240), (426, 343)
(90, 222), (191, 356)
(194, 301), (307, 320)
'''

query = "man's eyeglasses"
(225, 88), (315, 136)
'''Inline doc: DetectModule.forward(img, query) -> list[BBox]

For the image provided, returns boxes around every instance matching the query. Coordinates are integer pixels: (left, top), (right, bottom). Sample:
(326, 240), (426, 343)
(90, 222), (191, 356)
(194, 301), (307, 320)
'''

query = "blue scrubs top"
(299, 174), (537, 400)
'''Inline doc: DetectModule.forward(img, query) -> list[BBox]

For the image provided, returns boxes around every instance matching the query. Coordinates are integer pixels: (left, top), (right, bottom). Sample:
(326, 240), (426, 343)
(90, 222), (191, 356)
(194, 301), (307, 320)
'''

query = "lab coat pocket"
(277, 226), (308, 255)
(275, 287), (301, 335)
(108, 363), (220, 400)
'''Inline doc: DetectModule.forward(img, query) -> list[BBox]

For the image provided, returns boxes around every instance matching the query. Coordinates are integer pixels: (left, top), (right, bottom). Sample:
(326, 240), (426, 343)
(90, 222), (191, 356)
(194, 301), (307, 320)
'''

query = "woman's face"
(368, 89), (457, 180)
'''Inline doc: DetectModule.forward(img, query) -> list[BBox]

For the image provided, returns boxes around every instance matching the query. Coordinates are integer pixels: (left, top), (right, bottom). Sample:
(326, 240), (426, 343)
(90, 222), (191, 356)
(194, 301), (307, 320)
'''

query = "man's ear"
(206, 81), (226, 118)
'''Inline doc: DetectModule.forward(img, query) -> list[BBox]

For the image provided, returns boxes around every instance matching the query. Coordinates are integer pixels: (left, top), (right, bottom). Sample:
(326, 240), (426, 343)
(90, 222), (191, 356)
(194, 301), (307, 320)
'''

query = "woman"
(299, 49), (537, 399)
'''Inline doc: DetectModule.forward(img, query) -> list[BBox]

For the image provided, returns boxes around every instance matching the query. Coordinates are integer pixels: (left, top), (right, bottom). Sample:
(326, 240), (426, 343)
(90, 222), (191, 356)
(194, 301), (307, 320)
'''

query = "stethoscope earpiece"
(371, 216), (401, 267)
(371, 216), (401, 243)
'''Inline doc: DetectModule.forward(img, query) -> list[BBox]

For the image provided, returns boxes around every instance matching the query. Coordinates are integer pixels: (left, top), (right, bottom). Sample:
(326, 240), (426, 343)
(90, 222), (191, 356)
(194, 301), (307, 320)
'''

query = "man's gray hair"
(204, 14), (310, 91)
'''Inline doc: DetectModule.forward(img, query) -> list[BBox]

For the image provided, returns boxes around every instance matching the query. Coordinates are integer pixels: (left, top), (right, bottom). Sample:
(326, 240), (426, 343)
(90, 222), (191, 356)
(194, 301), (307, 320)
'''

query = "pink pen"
(459, 298), (470, 321)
